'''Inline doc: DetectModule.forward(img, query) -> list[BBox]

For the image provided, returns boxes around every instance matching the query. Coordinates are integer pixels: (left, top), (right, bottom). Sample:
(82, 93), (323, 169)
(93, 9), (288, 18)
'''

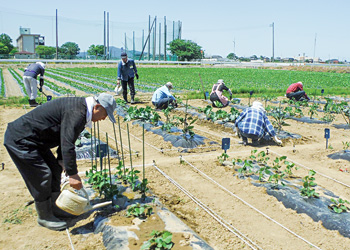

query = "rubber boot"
(35, 198), (67, 231)
(123, 93), (128, 103)
(51, 192), (77, 218)
(30, 99), (39, 107)
(130, 95), (135, 104)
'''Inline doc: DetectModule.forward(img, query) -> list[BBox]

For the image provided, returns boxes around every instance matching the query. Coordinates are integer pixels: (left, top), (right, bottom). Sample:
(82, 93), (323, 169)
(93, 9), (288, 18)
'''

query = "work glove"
(40, 78), (44, 87)
(135, 73), (139, 79)
(273, 135), (283, 146)
(39, 87), (42, 92)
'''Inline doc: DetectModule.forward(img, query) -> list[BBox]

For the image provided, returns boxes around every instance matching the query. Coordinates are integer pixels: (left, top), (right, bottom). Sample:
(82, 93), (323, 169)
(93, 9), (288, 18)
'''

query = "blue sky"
(1, 0), (349, 61)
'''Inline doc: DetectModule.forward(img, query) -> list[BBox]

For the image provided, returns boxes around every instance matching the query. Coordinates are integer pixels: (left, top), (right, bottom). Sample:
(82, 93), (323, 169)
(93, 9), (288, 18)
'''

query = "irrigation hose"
(152, 162), (261, 250)
(270, 149), (350, 189)
(66, 228), (75, 250)
(181, 156), (322, 250)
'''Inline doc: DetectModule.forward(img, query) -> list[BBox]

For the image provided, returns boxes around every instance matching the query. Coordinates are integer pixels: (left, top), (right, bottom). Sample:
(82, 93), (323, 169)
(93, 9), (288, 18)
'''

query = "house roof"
(15, 50), (35, 55)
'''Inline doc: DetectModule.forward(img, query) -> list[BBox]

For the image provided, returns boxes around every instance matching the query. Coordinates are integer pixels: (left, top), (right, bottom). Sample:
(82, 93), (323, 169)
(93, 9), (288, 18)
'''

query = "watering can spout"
(56, 182), (112, 216)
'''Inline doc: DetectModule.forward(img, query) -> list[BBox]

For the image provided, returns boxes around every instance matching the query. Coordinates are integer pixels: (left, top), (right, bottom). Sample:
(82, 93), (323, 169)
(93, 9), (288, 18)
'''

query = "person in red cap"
(286, 81), (310, 101)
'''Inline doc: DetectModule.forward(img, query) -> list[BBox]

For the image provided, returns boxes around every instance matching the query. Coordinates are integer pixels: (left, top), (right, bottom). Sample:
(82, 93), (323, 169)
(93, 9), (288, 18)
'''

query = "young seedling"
(300, 170), (319, 198)
(329, 198), (350, 213)
(141, 230), (174, 250)
(256, 165), (272, 182)
(218, 152), (229, 165)
(308, 103), (319, 119)
(342, 141), (350, 150)
(268, 172), (285, 188)
(214, 100), (223, 108)
(126, 203), (153, 218)
(237, 159), (254, 175)
(283, 161), (298, 176)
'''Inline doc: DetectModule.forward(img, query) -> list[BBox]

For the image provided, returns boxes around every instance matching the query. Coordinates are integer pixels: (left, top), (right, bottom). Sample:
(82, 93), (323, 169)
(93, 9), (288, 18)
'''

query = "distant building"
(16, 27), (45, 54)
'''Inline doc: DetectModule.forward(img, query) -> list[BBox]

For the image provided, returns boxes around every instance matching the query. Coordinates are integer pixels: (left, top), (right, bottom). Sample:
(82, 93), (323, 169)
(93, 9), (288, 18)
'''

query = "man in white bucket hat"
(4, 93), (116, 231)
(235, 101), (282, 146)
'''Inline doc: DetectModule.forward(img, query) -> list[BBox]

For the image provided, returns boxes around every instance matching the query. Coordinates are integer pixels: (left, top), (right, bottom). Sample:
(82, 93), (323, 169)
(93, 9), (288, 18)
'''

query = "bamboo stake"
(118, 116), (126, 179)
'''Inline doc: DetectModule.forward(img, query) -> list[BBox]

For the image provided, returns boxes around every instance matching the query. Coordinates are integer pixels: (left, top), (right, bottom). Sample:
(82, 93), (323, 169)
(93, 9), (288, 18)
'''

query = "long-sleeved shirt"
(6, 97), (87, 176)
(151, 86), (175, 103)
(23, 63), (45, 79)
(117, 59), (137, 81)
(235, 107), (276, 137)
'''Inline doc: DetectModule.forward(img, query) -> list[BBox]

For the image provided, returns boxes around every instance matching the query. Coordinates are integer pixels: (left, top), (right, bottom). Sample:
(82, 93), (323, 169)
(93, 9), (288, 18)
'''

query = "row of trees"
(36, 42), (80, 59)
(0, 32), (205, 61)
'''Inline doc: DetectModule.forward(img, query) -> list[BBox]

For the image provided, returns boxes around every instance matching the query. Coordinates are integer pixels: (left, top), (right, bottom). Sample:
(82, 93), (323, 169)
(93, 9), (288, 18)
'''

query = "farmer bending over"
(23, 62), (46, 107)
(235, 101), (282, 146)
(210, 79), (233, 107)
(286, 81), (310, 101)
(4, 93), (116, 231)
(152, 82), (177, 110)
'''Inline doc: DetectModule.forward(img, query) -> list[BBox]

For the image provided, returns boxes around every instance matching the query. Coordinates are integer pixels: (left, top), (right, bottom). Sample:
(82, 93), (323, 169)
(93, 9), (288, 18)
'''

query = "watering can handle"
(60, 182), (90, 203)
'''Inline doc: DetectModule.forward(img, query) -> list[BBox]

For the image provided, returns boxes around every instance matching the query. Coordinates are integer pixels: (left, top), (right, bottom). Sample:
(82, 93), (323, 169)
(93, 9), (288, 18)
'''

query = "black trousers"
(286, 91), (306, 101)
(4, 130), (62, 202)
(121, 77), (135, 100)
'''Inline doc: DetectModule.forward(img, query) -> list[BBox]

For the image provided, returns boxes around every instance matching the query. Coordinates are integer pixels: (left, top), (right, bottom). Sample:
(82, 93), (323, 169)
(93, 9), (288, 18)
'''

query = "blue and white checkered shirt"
(235, 107), (276, 137)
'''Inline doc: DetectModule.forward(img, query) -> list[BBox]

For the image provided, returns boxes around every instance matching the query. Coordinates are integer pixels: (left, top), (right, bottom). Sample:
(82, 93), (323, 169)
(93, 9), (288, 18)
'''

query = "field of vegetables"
(63, 67), (350, 96)
(1, 64), (350, 250)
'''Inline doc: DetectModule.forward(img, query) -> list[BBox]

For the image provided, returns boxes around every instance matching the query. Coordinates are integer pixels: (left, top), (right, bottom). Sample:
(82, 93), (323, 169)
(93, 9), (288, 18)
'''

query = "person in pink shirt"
(286, 81), (310, 101)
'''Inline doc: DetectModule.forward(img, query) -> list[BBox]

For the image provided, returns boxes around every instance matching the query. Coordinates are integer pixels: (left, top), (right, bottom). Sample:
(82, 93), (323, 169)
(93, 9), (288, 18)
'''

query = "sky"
(1, 0), (349, 61)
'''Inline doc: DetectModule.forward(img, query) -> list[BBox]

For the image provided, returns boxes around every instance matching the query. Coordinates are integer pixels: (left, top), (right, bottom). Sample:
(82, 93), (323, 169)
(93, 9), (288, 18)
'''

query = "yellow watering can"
(56, 182), (112, 216)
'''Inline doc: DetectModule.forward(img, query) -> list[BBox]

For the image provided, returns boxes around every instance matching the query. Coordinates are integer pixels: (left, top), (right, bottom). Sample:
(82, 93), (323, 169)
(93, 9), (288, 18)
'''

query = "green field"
(65, 67), (350, 97)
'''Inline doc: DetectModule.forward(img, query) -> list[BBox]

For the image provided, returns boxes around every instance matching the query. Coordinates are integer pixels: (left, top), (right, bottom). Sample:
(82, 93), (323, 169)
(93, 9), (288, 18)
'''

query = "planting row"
(0, 68), (5, 97)
(8, 68), (26, 96)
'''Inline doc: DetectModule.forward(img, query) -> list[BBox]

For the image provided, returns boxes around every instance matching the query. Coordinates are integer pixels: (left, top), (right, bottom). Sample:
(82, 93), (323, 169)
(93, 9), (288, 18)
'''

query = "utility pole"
(55, 9), (58, 59)
(164, 16), (167, 61)
(233, 38), (236, 56)
(270, 22), (274, 62)
(313, 33), (317, 62)
(107, 12), (109, 60)
(104, 11), (106, 60)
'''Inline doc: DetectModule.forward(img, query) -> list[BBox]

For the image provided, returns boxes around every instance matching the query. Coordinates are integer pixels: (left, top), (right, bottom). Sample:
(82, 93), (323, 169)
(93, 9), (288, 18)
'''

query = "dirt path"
(3, 68), (24, 97)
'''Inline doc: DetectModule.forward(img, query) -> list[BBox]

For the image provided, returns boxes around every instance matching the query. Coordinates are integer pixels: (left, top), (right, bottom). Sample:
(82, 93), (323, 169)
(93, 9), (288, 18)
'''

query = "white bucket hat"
(252, 101), (265, 112)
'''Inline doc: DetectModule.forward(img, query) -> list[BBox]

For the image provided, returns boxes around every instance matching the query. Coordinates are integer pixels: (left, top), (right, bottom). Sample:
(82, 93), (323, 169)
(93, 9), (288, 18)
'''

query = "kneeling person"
(210, 79), (232, 107)
(235, 101), (282, 146)
(152, 82), (177, 109)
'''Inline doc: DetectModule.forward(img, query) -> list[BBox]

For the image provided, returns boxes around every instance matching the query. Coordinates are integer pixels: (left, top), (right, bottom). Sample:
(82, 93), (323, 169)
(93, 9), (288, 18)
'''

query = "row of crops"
(8, 68), (26, 96)
(63, 67), (350, 96)
(0, 68), (5, 97)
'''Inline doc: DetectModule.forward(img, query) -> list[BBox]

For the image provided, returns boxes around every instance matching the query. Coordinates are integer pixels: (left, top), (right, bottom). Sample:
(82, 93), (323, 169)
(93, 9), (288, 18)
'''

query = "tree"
(36, 45), (56, 57)
(9, 47), (18, 55)
(60, 42), (80, 58)
(87, 44), (104, 58)
(168, 39), (202, 61)
(0, 42), (9, 54)
(227, 53), (237, 60)
(0, 33), (14, 54)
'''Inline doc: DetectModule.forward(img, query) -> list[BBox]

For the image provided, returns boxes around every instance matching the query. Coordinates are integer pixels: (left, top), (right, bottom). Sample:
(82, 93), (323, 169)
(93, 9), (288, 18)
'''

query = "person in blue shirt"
(151, 82), (177, 110)
(23, 62), (45, 107)
(116, 52), (139, 104)
(235, 101), (282, 146)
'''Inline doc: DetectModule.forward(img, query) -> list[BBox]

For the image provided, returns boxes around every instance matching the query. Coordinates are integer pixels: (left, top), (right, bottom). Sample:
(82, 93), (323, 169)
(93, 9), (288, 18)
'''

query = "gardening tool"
(37, 86), (52, 101)
(55, 182), (112, 216)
